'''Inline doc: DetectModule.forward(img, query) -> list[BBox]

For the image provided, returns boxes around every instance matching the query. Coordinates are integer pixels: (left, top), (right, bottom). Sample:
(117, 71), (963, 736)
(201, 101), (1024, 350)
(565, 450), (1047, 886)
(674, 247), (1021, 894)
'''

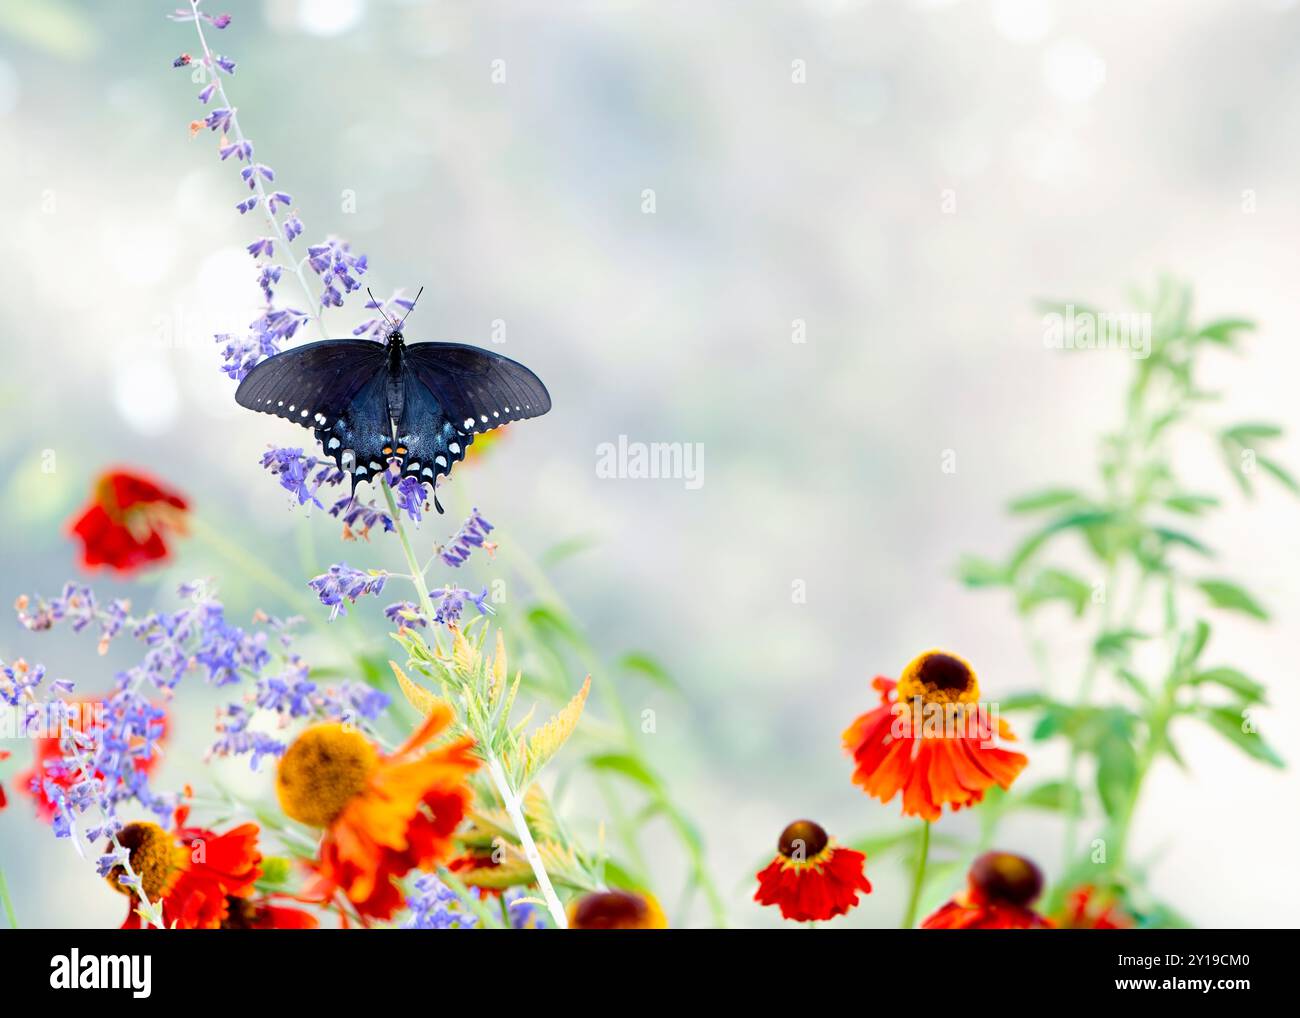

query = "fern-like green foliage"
(958, 278), (1292, 925)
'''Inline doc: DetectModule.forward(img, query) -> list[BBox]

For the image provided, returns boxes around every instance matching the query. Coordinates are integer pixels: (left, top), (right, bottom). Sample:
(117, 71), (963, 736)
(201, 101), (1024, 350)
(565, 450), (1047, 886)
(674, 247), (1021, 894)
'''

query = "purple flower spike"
(204, 107), (234, 132)
(307, 564), (389, 621)
(439, 509), (496, 568)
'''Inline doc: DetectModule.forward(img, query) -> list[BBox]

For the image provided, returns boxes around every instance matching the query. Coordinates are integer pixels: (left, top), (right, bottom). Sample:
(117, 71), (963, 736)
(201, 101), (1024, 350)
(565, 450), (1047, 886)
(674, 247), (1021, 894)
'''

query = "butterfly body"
(235, 329), (550, 511)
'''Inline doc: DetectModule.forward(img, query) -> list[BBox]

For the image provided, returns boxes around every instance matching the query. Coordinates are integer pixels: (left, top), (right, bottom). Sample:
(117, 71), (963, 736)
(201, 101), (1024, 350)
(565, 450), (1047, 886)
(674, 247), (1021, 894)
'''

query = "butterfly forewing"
(402, 342), (552, 438)
(234, 339), (394, 484)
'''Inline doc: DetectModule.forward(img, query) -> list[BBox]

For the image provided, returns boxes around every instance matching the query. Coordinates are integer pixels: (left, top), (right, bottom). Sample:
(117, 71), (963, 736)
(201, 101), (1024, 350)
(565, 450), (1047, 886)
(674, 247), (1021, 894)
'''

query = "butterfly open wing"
(234, 339), (393, 487)
(235, 337), (551, 506)
(394, 342), (552, 486)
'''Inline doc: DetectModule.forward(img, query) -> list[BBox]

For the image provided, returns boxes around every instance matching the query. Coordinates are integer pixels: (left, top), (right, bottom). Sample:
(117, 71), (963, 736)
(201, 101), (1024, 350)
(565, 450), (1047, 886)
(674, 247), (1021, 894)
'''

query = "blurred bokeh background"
(1, 0), (1298, 928)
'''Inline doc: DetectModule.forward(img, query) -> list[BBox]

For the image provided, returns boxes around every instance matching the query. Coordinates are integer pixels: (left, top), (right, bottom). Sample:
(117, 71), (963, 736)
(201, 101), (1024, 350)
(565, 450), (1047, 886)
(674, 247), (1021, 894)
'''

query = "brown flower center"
(276, 723), (378, 828)
(896, 650), (980, 704)
(570, 890), (657, 929)
(968, 851), (1043, 907)
(106, 821), (181, 900)
(778, 819), (829, 861)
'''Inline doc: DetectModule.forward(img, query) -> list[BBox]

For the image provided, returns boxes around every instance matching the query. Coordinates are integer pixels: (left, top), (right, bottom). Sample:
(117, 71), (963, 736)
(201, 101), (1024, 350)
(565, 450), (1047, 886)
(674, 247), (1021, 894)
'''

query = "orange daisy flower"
(69, 469), (189, 575)
(922, 851), (1053, 929)
(109, 807), (262, 929)
(1056, 884), (1132, 929)
(276, 706), (478, 922)
(754, 819), (872, 923)
(567, 890), (668, 929)
(843, 650), (1028, 821)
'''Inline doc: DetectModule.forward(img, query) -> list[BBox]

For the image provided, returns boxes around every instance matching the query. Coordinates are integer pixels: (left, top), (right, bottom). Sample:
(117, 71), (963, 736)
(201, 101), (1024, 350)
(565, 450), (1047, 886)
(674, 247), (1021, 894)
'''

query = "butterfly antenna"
(396, 286), (425, 329)
(367, 287), (397, 328)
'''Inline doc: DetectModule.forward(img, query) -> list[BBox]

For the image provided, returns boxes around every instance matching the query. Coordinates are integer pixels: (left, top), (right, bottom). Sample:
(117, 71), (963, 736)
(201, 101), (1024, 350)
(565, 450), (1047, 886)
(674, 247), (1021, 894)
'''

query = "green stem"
(486, 756), (569, 930)
(1062, 561), (1116, 866)
(503, 535), (729, 927)
(1110, 677), (1175, 870)
(437, 866), (504, 929)
(380, 483), (568, 929)
(902, 820), (931, 929)
(380, 481), (437, 618)
(189, 515), (322, 617)
(0, 866), (17, 929)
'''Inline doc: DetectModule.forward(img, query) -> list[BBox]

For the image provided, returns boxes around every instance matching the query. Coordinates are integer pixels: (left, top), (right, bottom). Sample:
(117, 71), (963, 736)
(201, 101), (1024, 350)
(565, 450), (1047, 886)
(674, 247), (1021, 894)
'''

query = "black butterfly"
(235, 293), (550, 513)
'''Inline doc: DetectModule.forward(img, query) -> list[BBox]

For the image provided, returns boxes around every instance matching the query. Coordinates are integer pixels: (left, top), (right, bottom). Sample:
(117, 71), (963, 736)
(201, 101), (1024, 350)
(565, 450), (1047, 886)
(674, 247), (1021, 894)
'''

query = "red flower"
(18, 698), (166, 819)
(754, 820), (872, 923)
(1056, 884), (1132, 929)
(922, 851), (1053, 929)
(0, 749), (11, 810)
(844, 650), (1028, 821)
(110, 806), (262, 929)
(69, 469), (188, 574)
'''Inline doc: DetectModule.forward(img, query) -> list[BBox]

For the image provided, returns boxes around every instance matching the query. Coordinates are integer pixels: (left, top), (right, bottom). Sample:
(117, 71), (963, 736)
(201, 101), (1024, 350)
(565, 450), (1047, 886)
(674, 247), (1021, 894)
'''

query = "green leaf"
(255, 857), (292, 892)
(618, 652), (681, 693)
(955, 555), (1008, 588)
(1189, 667), (1266, 703)
(1163, 493), (1220, 516)
(1007, 510), (1118, 577)
(1259, 457), (1300, 496)
(1150, 527), (1213, 557)
(1096, 731), (1139, 819)
(1178, 619), (1212, 669)
(1018, 568), (1093, 617)
(1115, 668), (1152, 703)
(1221, 422), (1282, 443)
(1007, 488), (1088, 514)
(538, 535), (599, 568)
(1018, 781), (1070, 811)
(522, 677), (590, 785)
(1196, 579), (1269, 621)
(1197, 706), (1284, 767)
(599, 858), (643, 891)
(1196, 318), (1255, 345)
(585, 752), (662, 791)
(1094, 628), (1150, 662)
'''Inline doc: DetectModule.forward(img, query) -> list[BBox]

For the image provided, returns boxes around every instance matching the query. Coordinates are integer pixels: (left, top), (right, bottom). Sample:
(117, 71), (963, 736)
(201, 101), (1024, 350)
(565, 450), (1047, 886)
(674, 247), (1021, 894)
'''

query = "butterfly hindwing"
(394, 374), (471, 486)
